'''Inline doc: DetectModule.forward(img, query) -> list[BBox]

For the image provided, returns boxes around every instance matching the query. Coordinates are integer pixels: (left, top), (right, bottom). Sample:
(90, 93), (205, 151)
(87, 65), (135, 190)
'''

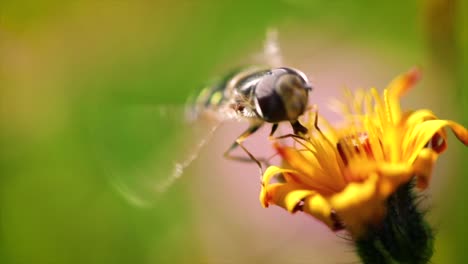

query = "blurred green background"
(1, 0), (467, 263)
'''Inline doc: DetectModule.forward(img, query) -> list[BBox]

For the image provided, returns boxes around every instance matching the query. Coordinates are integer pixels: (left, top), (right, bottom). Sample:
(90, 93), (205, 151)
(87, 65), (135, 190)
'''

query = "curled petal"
(263, 183), (317, 212)
(260, 183), (282, 208)
(407, 120), (468, 163)
(401, 109), (437, 128)
(261, 165), (296, 186)
(260, 166), (297, 207)
(400, 109), (439, 158)
(259, 183), (282, 208)
(261, 181), (336, 229)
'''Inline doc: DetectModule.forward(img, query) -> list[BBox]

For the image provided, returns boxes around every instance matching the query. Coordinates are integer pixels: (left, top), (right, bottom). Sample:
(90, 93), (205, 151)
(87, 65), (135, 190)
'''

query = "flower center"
(336, 132), (374, 166)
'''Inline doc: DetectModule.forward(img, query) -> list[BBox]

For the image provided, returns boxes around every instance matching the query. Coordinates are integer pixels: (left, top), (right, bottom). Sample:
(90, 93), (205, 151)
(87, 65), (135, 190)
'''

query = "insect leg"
(273, 133), (312, 152)
(224, 123), (264, 172)
(291, 120), (308, 135)
(269, 123), (279, 138)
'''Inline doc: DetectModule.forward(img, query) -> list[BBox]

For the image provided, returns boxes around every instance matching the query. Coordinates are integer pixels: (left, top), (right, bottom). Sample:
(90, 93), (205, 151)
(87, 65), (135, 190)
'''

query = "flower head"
(260, 68), (468, 238)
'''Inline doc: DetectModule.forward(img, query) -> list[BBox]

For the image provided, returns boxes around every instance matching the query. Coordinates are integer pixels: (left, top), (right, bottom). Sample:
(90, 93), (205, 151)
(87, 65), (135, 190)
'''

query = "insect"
(190, 66), (312, 169)
(101, 29), (313, 207)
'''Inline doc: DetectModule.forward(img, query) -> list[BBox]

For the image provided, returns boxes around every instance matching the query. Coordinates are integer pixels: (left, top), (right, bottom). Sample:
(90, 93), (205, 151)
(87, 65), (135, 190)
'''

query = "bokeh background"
(1, 1), (467, 263)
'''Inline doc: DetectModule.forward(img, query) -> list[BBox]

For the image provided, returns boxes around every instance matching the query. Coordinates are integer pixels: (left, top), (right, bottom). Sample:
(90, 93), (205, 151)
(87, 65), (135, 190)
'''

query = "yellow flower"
(259, 68), (468, 238)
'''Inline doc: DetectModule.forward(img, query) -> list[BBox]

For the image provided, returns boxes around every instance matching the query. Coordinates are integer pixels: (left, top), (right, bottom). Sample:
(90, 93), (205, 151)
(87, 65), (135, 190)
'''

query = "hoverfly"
(101, 29), (313, 207)
(189, 66), (312, 168)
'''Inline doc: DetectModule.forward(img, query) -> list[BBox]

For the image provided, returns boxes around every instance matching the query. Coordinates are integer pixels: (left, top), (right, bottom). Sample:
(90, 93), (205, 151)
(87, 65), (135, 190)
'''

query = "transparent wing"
(89, 102), (225, 208)
(252, 27), (284, 67)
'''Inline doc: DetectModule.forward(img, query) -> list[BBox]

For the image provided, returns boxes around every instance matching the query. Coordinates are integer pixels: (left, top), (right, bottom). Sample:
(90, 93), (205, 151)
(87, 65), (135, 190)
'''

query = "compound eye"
(281, 67), (311, 89)
(276, 74), (309, 121)
(278, 75), (303, 94)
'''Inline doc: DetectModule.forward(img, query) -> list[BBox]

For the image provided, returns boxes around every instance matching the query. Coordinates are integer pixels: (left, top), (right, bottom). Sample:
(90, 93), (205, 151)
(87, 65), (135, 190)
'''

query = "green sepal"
(356, 181), (434, 264)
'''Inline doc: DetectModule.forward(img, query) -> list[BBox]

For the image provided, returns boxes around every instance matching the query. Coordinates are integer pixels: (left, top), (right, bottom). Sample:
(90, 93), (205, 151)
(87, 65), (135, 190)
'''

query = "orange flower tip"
(272, 141), (281, 149)
(259, 190), (270, 208)
(273, 142), (287, 157)
(260, 198), (270, 208)
(406, 67), (422, 86)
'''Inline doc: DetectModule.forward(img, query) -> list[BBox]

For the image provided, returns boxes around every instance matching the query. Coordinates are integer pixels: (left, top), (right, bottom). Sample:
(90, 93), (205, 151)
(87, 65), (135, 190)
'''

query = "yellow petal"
(386, 68), (421, 130)
(260, 182), (316, 212)
(376, 162), (415, 197)
(330, 173), (378, 211)
(387, 67), (421, 98)
(260, 166), (297, 207)
(261, 164), (340, 230)
(275, 144), (343, 193)
(413, 148), (439, 190)
(371, 88), (387, 128)
(400, 109), (438, 158)
(259, 183), (283, 208)
(303, 194), (335, 229)
(261, 165), (296, 186)
(401, 109), (437, 128)
(407, 120), (468, 163)
(329, 173), (385, 237)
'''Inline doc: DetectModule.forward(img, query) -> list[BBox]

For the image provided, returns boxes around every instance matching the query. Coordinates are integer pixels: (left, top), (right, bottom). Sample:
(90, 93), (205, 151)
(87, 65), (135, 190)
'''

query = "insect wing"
(90, 103), (223, 208)
(252, 28), (283, 68)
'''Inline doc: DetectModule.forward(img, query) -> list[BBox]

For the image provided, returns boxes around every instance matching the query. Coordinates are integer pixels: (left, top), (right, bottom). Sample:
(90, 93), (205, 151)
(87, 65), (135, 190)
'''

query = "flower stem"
(356, 182), (434, 264)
